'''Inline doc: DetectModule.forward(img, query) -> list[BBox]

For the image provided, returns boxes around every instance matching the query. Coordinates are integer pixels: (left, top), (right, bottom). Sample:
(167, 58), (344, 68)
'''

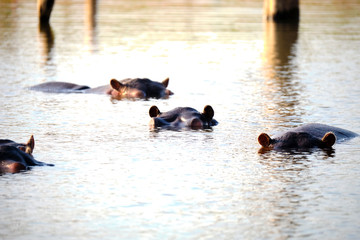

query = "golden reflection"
(38, 22), (56, 79)
(38, 23), (54, 62)
(261, 20), (301, 126)
(263, 21), (298, 69)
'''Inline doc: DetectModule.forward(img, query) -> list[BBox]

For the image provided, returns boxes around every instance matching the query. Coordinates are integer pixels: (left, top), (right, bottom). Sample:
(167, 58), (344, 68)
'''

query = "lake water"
(1, 0), (360, 239)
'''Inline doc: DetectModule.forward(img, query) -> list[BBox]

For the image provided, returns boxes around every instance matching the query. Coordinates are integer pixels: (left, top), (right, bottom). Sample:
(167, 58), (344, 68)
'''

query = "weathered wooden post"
(38, 0), (55, 24)
(86, 0), (97, 29)
(264, 0), (299, 22)
(84, 0), (98, 51)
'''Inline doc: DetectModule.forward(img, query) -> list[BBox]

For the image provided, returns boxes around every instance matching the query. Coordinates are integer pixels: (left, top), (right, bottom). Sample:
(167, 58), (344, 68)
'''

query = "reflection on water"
(260, 155), (313, 238)
(1, 0), (360, 239)
(262, 20), (302, 126)
(38, 22), (57, 81)
(38, 23), (54, 63)
(258, 145), (336, 158)
(257, 148), (337, 238)
(263, 21), (298, 69)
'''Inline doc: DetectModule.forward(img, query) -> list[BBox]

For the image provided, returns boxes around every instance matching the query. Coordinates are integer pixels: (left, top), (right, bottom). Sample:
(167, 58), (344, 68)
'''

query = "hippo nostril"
(190, 118), (203, 130)
(165, 89), (174, 96)
(130, 90), (145, 99)
(7, 162), (27, 173)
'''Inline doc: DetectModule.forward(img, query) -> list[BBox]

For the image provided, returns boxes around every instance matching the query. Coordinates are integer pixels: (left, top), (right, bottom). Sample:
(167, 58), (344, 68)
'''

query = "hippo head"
(148, 105), (218, 130)
(109, 78), (173, 99)
(0, 135), (35, 155)
(0, 135), (35, 174)
(258, 131), (336, 149)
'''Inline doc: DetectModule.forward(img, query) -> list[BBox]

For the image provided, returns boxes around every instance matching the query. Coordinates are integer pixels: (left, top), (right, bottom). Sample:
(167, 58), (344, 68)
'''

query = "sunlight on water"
(1, 0), (360, 239)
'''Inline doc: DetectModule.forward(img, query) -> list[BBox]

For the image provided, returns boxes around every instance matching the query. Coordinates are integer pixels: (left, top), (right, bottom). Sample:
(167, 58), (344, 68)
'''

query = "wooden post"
(264, 0), (299, 22)
(84, 0), (97, 51)
(85, 0), (97, 29)
(38, 0), (55, 24)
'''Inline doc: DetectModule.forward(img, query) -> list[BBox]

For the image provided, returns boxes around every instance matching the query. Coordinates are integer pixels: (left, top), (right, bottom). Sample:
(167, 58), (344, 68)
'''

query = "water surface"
(1, 0), (360, 239)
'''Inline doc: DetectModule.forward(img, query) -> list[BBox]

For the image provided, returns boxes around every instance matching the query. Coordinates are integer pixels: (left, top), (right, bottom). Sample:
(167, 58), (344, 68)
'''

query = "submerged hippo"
(0, 135), (54, 174)
(30, 78), (173, 100)
(258, 123), (358, 150)
(149, 105), (218, 130)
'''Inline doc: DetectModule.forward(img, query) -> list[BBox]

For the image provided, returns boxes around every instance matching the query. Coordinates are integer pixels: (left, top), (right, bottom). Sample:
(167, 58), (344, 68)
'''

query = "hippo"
(149, 105), (218, 130)
(0, 135), (54, 174)
(258, 123), (358, 150)
(30, 78), (173, 100)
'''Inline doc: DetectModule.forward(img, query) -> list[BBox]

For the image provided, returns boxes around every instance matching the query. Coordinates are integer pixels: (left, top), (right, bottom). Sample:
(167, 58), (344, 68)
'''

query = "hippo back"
(284, 123), (358, 141)
(30, 81), (90, 93)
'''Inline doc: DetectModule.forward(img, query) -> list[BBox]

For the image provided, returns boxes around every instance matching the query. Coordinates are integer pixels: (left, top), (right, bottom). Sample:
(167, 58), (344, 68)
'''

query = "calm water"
(1, 0), (360, 239)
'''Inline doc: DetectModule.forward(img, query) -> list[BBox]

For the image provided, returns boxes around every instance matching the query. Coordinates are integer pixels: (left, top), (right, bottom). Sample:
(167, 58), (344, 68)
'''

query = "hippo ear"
(149, 105), (161, 117)
(25, 135), (35, 154)
(162, 78), (169, 88)
(258, 133), (271, 147)
(322, 132), (336, 147)
(110, 79), (125, 91)
(202, 105), (214, 120)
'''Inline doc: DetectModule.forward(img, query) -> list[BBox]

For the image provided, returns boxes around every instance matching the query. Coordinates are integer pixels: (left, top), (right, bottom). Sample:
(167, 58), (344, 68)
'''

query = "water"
(1, 0), (360, 239)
